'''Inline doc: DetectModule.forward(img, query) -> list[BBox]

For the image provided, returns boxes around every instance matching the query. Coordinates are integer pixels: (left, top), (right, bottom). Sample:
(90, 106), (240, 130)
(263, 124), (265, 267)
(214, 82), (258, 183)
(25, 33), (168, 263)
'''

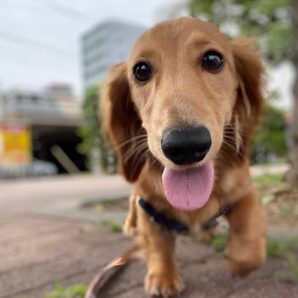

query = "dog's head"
(102, 17), (263, 210)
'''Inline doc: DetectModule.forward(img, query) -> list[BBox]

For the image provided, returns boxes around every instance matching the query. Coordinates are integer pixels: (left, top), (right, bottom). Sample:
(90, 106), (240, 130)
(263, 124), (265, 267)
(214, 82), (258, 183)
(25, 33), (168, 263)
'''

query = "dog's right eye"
(133, 62), (151, 82)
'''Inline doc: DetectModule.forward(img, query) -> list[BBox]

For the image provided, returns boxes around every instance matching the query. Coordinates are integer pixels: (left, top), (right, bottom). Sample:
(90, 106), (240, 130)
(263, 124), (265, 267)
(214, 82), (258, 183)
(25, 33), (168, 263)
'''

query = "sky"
(0, 0), (293, 109)
(0, 0), (177, 96)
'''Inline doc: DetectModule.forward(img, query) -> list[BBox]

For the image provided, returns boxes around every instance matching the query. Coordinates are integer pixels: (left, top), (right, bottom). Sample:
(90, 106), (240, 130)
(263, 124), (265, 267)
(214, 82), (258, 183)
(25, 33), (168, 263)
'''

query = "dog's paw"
(145, 271), (185, 297)
(225, 237), (266, 276)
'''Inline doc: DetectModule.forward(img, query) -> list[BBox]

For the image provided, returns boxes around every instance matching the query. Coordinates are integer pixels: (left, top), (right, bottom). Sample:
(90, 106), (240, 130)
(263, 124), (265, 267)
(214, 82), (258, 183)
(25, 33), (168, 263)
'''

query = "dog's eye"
(201, 51), (224, 72)
(133, 62), (151, 82)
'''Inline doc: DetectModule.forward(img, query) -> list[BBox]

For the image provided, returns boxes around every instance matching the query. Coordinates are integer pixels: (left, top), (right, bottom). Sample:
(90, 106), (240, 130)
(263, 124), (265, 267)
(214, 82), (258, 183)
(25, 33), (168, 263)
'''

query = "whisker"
(123, 141), (148, 164)
(122, 145), (146, 164)
(115, 134), (147, 150)
(130, 148), (149, 178)
(222, 140), (236, 152)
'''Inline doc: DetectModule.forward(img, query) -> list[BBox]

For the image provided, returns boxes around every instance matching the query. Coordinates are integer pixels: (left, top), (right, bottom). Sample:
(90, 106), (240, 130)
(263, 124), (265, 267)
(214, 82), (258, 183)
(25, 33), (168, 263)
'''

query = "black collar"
(138, 198), (232, 235)
(138, 198), (189, 234)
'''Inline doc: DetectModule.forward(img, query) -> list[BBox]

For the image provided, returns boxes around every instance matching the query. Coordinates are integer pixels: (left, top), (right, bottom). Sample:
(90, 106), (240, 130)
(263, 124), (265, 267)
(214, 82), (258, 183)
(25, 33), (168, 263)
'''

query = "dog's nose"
(161, 126), (212, 165)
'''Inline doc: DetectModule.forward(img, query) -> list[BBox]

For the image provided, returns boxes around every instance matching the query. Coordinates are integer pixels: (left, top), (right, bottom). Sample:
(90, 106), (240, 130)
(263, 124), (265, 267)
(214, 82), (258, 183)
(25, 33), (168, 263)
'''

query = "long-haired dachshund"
(101, 17), (266, 297)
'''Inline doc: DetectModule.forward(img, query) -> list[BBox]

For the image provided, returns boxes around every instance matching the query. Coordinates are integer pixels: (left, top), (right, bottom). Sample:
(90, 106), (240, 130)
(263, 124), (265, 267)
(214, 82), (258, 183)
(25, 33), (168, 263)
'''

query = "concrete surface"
(0, 165), (296, 298)
(0, 174), (131, 214)
(0, 215), (297, 298)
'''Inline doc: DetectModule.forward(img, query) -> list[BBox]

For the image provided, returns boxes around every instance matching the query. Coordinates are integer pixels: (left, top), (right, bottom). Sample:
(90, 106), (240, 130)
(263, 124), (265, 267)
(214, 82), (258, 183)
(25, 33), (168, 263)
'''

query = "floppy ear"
(231, 39), (264, 154)
(101, 63), (146, 182)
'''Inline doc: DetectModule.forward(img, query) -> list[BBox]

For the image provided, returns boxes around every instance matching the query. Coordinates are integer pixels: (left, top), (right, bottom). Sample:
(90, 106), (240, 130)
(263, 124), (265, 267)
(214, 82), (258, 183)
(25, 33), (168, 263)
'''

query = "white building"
(1, 84), (81, 127)
(81, 19), (146, 90)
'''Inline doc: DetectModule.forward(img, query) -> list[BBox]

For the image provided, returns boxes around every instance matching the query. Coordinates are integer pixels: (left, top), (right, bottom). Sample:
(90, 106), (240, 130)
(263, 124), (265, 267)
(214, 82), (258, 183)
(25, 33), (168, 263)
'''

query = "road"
(0, 163), (288, 216)
(0, 174), (130, 214)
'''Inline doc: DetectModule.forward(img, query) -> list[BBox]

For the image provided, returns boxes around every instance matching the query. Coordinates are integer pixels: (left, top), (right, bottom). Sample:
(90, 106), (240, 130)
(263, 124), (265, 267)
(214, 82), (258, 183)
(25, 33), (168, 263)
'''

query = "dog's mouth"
(158, 125), (215, 211)
(161, 162), (214, 211)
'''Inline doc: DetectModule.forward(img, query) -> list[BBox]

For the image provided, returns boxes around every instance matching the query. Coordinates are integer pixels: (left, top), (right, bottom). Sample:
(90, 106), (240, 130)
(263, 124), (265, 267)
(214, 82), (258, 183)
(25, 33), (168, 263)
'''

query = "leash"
(85, 198), (232, 297)
(85, 245), (139, 298)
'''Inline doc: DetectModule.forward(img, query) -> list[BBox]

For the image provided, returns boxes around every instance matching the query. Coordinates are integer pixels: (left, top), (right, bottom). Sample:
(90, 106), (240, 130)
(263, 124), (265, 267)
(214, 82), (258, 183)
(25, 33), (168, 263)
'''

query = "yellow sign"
(0, 124), (32, 165)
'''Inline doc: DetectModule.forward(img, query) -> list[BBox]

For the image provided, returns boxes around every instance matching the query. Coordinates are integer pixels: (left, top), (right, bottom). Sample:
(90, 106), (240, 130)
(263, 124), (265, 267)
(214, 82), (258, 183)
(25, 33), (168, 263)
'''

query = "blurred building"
(2, 84), (80, 127)
(0, 84), (86, 176)
(81, 19), (146, 90)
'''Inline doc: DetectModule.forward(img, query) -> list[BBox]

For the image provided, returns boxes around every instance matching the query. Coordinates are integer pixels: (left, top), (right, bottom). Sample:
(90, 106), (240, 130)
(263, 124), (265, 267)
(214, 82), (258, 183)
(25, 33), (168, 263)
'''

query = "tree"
(77, 86), (100, 172)
(291, 0), (298, 184)
(78, 86), (116, 173)
(251, 103), (288, 163)
(189, 0), (298, 185)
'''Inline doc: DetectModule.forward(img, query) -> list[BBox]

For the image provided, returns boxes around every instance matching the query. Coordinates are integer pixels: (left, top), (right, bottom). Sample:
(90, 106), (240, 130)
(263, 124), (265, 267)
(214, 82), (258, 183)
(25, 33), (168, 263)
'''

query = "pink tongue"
(162, 162), (214, 211)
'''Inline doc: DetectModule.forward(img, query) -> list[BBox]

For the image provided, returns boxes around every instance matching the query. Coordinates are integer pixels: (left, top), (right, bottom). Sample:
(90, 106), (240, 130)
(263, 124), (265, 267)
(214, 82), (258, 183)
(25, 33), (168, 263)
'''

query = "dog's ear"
(101, 63), (146, 182)
(232, 39), (264, 151)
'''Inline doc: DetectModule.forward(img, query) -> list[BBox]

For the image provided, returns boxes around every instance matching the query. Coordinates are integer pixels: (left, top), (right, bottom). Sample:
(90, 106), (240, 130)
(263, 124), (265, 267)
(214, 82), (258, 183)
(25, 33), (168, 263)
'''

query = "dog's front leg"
(123, 194), (138, 236)
(225, 187), (267, 276)
(136, 203), (185, 297)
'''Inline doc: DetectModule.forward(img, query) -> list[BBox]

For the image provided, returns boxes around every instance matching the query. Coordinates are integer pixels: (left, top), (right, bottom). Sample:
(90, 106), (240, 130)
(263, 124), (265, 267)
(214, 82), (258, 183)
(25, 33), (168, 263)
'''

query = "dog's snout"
(161, 126), (212, 165)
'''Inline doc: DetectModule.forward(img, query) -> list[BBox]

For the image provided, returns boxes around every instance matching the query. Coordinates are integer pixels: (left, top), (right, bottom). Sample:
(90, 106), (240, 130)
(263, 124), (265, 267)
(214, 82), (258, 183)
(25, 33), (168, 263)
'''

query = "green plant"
(210, 234), (229, 252)
(97, 220), (122, 233)
(287, 252), (298, 282)
(251, 103), (288, 164)
(45, 283), (87, 298)
(253, 173), (284, 188)
(77, 85), (117, 173)
(267, 237), (298, 282)
(273, 271), (282, 283)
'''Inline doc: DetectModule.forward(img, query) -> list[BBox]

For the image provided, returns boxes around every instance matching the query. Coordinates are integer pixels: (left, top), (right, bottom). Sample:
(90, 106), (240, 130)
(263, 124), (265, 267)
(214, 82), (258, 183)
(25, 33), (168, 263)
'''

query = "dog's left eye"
(201, 51), (224, 72)
(133, 62), (152, 82)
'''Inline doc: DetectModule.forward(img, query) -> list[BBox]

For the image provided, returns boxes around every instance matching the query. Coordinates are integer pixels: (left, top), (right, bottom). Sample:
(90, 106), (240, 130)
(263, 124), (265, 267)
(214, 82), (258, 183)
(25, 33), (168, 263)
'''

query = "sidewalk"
(0, 165), (296, 298)
(1, 215), (297, 298)
(0, 174), (131, 214)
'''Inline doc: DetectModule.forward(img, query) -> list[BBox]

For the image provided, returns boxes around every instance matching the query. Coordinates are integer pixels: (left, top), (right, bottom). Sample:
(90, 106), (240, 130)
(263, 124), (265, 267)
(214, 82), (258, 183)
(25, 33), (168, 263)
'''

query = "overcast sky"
(0, 0), (293, 109)
(0, 0), (178, 96)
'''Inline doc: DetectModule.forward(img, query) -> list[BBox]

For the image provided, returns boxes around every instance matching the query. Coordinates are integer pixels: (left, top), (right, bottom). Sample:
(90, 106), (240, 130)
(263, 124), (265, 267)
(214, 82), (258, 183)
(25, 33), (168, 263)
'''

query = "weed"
(253, 173), (283, 189)
(98, 219), (122, 233)
(273, 271), (282, 283)
(210, 234), (229, 252)
(45, 283), (87, 298)
(267, 237), (298, 283)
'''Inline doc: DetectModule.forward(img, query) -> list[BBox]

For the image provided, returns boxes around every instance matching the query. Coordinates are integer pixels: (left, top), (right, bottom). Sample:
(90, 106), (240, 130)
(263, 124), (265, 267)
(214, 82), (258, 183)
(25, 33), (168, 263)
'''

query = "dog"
(101, 17), (267, 297)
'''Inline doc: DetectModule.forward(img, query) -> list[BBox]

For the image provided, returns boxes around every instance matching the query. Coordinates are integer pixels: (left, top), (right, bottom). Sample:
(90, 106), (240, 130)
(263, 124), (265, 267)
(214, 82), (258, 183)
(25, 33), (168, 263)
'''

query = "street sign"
(0, 123), (32, 165)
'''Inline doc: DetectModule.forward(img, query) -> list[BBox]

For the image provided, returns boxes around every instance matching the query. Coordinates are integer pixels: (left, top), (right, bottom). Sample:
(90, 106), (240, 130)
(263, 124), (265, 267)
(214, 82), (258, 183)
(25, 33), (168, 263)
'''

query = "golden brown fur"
(101, 17), (266, 297)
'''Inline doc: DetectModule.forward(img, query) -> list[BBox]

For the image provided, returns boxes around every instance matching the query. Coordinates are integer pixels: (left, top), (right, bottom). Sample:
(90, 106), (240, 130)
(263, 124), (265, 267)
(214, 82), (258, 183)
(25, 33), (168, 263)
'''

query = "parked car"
(0, 159), (58, 179)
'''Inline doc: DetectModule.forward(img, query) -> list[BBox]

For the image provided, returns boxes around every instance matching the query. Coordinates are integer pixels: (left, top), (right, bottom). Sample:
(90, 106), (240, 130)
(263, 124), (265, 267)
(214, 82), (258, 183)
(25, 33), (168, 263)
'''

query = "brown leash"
(85, 245), (139, 298)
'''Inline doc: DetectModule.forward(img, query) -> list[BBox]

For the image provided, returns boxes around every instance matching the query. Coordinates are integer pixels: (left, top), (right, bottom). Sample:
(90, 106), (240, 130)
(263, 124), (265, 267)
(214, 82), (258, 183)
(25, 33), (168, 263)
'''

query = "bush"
(251, 102), (288, 164)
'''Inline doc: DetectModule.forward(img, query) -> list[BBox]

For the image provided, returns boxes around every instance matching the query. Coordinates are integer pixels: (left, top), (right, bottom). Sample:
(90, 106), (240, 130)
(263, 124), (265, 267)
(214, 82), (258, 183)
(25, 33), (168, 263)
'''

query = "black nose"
(161, 125), (212, 165)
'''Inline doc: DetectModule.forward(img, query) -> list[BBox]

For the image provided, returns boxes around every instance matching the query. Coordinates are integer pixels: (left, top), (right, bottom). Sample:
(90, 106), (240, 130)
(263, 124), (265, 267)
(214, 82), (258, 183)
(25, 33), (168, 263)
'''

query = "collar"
(138, 198), (232, 235)
(138, 198), (189, 234)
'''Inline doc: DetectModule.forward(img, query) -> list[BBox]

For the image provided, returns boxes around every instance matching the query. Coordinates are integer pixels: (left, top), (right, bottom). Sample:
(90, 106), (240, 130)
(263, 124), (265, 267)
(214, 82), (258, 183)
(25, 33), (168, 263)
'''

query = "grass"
(253, 173), (284, 189)
(45, 283), (87, 298)
(266, 237), (298, 258)
(97, 219), (123, 233)
(252, 172), (285, 206)
(210, 234), (229, 252)
(267, 237), (298, 282)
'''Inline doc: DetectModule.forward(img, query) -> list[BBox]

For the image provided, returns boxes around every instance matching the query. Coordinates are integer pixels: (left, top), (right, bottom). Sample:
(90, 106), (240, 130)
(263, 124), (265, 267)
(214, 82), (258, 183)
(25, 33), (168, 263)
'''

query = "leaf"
(261, 193), (275, 205)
